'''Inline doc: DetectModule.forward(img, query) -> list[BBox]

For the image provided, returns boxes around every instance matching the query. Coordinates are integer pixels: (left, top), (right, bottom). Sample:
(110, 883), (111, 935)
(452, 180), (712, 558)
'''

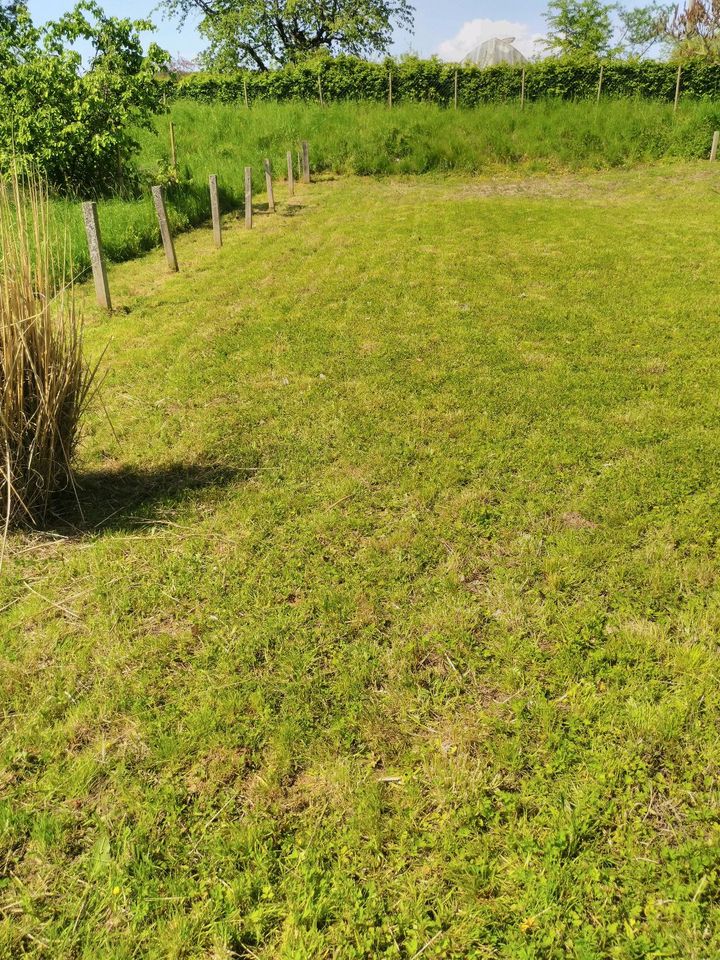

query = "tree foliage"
(666, 0), (720, 59)
(617, 3), (672, 55)
(0, 1), (22, 27)
(0, 1), (167, 195)
(543, 0), (618, 57)
(159, 0), (414, 71)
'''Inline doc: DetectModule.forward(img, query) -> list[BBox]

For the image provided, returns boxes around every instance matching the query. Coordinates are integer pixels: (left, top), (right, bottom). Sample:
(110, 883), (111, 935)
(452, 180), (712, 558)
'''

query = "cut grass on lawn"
(3, 165), (720, 959)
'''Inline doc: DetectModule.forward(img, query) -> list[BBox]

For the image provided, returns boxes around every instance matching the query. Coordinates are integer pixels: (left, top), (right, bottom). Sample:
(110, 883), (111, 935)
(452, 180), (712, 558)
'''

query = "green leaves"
(171, 54), (720, 107)
(0, 2), (168, 196)
(159, 0), (414, 71)
(618, 3), (672, 57)
(544, 0), (619, 58)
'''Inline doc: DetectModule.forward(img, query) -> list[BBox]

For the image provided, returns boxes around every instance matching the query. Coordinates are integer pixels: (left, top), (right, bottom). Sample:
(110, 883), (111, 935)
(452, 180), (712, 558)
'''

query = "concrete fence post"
(169, 122), (177, 168)
(287, 150), (295, 196)
(264, 159), (275, 212)
(244, 166), (253, 229)
(151, 186), (178, 272)
(301, 141), (310, 184)
(209, 174), (222, 248)
(81, 201), (112, 311)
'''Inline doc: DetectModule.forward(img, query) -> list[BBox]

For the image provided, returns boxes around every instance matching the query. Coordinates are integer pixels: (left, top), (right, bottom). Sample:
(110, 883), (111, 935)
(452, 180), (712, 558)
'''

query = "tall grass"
(55, 98), (720, 277)
(0, 172), (98, 535)
(151, 97), (720, 177)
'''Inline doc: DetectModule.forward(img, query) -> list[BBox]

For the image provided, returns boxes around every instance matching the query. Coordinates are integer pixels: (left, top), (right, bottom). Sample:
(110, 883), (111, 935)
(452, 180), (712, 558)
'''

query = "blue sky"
(27, 0), (549, 61)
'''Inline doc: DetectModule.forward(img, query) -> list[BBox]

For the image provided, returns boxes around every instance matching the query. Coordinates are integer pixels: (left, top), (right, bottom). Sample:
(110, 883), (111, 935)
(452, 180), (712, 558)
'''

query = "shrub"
(171, 54), (720, 107)
(0, 2), (167, 196)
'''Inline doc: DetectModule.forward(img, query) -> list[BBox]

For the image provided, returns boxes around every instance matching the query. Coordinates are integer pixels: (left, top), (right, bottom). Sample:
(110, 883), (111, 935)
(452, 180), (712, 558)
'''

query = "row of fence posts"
(304, 63), (689, 112)
(83, 112), (718, 312)
(82, 139), (311, 311)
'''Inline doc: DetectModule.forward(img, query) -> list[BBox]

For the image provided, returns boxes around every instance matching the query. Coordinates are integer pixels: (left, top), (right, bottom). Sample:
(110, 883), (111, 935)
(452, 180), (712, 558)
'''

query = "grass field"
(4, 163), (720, 958)
(54, 98), (720, 278)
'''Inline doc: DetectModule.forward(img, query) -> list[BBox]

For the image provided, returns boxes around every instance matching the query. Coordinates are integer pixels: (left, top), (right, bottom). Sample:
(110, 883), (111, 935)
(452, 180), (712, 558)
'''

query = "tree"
(167, 53), (200, 74)
(543, 0), (617, 57)
(0, 1), (167, 194)
(159, 0), (414, 71)
(664, 0), (720, 58)
(617, 2), (671, 55)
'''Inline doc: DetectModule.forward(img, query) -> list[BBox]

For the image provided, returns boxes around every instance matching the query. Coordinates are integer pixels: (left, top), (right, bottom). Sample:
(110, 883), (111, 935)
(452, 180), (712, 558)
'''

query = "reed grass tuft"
(0, 170), (98, 538)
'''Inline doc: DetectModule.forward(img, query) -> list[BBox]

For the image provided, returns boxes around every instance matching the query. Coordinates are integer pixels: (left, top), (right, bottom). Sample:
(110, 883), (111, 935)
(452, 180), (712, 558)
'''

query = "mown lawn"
(3, 165), (720, 959)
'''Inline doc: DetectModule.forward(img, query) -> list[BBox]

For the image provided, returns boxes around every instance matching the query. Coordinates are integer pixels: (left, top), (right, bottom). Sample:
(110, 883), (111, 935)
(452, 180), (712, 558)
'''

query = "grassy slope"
(3, 165), (720, 958)
(55, 99), (720, 278)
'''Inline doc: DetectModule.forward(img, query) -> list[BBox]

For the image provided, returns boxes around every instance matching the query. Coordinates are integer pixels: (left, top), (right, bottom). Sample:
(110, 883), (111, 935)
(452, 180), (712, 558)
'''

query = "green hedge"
(169, 56), (720, 107)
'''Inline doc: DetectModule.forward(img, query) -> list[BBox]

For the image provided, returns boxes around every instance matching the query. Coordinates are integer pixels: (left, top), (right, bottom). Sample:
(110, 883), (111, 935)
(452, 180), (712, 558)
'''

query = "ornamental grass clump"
(0, 170), (98, 536)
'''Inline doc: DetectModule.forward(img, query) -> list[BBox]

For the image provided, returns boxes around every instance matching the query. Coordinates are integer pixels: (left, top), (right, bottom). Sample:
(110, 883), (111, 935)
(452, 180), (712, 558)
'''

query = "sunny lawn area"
(2, 165), (720, 959)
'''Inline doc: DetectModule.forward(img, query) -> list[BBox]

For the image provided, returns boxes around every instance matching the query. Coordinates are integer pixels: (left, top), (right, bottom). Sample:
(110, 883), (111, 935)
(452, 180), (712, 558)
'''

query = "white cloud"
(436, 19), (546, 63)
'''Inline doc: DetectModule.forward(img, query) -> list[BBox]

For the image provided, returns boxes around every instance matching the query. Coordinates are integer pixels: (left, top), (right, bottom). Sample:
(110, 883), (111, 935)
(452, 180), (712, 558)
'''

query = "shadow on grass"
(279, 202), (306, 218)
(251, 202), (306, 218)
(50, 459), (253, 535)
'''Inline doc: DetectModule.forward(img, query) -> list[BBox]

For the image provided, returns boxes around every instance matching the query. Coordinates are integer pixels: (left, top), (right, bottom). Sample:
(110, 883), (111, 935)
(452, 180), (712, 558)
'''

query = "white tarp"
(463, 37), (528, 67)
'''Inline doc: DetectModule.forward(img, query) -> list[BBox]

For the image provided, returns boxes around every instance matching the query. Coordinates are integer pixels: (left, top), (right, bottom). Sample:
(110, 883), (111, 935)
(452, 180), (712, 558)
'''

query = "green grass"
(55, 98), (720, 279)
(4, 164), (720, 958)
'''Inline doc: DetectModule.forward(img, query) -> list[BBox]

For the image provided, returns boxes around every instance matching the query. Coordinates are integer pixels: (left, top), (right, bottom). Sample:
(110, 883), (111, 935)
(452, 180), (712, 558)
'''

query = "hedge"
(167, 56), (720, 107)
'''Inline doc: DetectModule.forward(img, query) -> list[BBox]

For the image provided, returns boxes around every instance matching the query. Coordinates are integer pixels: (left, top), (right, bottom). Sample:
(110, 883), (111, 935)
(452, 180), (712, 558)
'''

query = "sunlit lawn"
(3, 165), (720, 958)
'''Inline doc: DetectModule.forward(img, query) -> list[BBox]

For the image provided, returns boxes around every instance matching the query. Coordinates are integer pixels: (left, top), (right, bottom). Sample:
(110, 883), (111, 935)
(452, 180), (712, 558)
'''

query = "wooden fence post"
(521, 67), (525, 109)
(209, 174), (222, 248)
(454, 69), (458, 109)
(388, 69), (393, 109)
(711, 130), (719, 162)
(596, 64), (604, 104)
(81, 201), (112, 311)
(287, 150), (295, 196)
(301, 141), (310, 184)
(244, 166), (253, 229)
(674, 63), (682, 114)
(169, 121), (177, 168)
(152, 186), (178, 272)
(243, 76), (249, 109)
(264, 159), (275, 212)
